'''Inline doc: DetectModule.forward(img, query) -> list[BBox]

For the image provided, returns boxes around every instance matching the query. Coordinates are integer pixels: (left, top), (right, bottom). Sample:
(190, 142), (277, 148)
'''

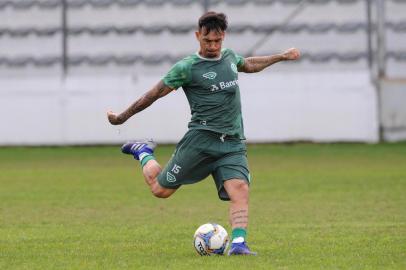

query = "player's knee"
(151, 185), (172, 199)
(228, 180), (249, 203)
(236, 180), (249, 193)
(151, 189), (169, 198)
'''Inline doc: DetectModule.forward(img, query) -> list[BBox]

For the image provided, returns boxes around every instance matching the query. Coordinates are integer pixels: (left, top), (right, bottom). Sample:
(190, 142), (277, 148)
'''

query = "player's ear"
(195, 31), (200, 41)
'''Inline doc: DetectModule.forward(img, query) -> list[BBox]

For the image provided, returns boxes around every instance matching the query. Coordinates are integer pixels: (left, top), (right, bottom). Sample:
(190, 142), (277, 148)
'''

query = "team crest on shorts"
(167, 172), (177, 182)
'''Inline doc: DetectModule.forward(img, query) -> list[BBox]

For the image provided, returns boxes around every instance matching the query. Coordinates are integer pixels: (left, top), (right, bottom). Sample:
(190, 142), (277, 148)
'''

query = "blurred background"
(0, 0), (405, 145)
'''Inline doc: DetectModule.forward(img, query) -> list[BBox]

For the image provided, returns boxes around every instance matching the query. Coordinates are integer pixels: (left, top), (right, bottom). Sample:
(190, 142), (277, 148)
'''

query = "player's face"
(196, 28), (225, 58)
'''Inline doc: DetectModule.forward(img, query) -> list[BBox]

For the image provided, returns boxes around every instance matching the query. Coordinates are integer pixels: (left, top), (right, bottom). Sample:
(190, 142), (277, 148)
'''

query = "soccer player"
(107, 11), (300, 255)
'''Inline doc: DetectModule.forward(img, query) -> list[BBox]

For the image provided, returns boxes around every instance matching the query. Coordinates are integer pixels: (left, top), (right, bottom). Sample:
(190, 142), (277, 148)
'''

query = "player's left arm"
(238, 48), (300, 73)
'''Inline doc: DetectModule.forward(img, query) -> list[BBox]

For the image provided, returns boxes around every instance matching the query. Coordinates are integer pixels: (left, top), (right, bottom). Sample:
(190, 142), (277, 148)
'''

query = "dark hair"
(198, 12), (228, 34)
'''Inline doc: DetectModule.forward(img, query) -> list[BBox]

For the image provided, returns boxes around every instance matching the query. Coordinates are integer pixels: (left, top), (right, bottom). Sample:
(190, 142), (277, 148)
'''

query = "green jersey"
(163, 48), (245, 139)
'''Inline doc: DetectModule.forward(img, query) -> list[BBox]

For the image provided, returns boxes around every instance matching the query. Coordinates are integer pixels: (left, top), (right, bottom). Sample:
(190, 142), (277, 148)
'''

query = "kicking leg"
(142, 159), (177, 198)
(122, 140), (177, 198)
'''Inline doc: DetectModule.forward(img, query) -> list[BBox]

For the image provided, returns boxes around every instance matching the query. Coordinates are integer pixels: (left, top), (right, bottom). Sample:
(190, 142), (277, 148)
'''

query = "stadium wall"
(0, 69), (379, 145)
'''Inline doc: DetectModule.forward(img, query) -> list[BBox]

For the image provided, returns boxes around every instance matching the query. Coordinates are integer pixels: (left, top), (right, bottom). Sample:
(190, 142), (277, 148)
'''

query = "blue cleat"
(228, 242), (257, 256)
(121, 139), (157, 160)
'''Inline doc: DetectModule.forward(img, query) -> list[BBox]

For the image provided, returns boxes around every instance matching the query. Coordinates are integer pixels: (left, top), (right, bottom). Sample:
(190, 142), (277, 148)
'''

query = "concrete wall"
(0, 69), (379, 145)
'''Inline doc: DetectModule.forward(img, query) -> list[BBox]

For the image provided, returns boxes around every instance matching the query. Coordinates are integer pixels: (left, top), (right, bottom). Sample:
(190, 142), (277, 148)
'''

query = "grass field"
(1, 143), (405, 269)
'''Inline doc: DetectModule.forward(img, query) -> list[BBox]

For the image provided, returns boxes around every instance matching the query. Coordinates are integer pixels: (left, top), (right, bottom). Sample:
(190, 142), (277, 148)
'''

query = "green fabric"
(156, 129), (250, 201)
(162, 48), (246, 139)
(235, 51), (245, 68)
(140, 155), (155, 168)
(231, 227), (247, 240)
(163, 56), (194, 89)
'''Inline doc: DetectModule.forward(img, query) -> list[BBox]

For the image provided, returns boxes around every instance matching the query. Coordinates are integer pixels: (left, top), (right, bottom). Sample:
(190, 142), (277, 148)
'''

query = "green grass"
(1, 143), (405, 269)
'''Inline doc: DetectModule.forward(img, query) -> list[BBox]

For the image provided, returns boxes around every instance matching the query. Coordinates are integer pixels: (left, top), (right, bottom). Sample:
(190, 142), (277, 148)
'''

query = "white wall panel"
(239, 70), (378, 142)
(0, 70), (379, 145)
(0, 78), (63, 144)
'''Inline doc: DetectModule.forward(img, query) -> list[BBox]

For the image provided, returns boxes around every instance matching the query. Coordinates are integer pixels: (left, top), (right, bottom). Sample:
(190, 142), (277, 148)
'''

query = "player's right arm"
(107, 80), (174, 125)
(107, 57), (190, 125)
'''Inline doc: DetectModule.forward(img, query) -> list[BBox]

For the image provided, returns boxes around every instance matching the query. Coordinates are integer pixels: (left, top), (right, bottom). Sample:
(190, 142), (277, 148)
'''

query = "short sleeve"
(235, 53), (245, 68)
(162, 59), (191, 89)
(224, 48), (245, 68)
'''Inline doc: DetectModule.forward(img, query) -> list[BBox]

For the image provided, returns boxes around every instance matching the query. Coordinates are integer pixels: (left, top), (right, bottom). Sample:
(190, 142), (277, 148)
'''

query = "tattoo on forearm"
(118, 81), (172, 123)
(241, 54), (285, 73)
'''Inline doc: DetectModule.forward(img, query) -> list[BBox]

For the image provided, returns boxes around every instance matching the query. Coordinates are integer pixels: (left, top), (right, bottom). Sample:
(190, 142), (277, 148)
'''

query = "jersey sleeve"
(162, 58), (192, 90)
(225, 48), (245, 68)
(235, 52), (245, 68)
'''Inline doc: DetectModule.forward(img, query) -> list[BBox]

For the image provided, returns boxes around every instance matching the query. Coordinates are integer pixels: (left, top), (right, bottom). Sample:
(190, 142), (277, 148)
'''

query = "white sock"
(232, 237), (244, 244)
(138, 152), (151, 162)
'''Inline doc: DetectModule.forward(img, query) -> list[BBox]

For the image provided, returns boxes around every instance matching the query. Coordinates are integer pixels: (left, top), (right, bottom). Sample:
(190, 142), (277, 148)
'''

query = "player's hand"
(107, 110), (123, 125)
(283, 48), (301, 61)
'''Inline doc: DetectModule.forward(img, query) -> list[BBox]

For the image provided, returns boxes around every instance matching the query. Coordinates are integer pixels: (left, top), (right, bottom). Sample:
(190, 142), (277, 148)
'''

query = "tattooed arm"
(238, 48), (300, 73)
(107, 80), (174, 125)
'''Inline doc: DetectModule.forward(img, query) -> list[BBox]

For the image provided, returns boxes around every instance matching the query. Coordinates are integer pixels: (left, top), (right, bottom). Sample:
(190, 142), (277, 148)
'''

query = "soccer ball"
(193, 223), (229, 256)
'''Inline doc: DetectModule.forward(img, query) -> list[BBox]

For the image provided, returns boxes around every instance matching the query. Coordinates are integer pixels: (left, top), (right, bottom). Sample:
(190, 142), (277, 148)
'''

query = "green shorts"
(157, 129), (250, 201)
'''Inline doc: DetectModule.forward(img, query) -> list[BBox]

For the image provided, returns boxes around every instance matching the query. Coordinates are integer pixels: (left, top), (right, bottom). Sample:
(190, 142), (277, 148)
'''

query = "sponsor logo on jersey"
(231, 63), (238, 73)
(219, 79), (238, 90)
(202, 71), (217, 80)
(210, 84), (219, 91)
(209, 79), (239, 92)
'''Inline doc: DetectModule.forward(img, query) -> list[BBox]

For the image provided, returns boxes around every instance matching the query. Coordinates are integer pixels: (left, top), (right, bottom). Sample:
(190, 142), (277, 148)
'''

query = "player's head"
(195, 11), (227, 58)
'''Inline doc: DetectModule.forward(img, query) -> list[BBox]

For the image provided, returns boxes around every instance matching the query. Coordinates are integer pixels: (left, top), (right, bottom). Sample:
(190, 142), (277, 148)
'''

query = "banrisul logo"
(210, 79), (239, 92)
(231, 63), (238, 73)
(202, 71), (217, 80)
(219, 79), (238, 90)
(210, 84), (219, 92)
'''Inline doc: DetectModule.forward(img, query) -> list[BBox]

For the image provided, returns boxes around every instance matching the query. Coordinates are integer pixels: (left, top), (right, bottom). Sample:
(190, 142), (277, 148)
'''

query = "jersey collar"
(195, 51), (223, 61)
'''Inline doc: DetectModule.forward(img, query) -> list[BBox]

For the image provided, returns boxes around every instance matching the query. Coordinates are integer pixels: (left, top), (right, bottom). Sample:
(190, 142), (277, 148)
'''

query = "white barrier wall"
(0, 70), (379, 145)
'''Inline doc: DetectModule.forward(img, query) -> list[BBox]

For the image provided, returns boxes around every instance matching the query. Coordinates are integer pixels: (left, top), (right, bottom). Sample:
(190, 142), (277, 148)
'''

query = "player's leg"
(211, 140), (256, 256)
(156, 130), (213, 191)
(121, 130), (212, 198)
(224, 179), (249, 229)
(223, 179), (256, 255)
(141, 159), (177, 198)
(121, 140), (177, 198)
